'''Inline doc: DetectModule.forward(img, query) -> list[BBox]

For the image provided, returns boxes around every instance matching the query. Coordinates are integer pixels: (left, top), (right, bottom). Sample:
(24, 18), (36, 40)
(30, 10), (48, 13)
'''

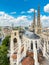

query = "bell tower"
(37, 5), (42, 34)
(10, 30), (22, 65)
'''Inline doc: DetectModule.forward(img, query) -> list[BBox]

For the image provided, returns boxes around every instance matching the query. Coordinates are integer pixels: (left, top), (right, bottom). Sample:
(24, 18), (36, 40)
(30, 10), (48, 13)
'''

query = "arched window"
(31, 41), (33, 50)
(13, 38), (17, 47)
(35, 41), (37, 49)
(13, 38), (17, 43)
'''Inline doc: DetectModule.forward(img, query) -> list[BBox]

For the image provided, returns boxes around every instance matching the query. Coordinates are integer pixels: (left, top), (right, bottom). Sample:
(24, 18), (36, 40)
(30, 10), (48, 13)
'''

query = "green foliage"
(2, 36), (10, 49)
(0, 36), (10, 65)
(0, 45), (9, 65)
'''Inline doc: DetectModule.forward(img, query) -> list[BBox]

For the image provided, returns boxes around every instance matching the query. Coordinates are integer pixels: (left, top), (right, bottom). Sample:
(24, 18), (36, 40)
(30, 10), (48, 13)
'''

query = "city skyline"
(0, 0), (49, 27)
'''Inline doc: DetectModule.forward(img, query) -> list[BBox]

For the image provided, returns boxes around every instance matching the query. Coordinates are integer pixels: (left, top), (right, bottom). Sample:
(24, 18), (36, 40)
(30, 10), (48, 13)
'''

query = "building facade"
(10, 6), (49, 65)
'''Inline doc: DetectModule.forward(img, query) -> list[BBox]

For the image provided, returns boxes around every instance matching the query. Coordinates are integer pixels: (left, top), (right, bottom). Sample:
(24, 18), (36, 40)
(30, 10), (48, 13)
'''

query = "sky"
(0, 0), (49, 27)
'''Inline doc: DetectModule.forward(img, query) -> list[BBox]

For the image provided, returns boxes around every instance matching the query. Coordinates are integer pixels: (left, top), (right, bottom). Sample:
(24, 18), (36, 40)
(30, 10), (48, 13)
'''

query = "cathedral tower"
(31, 10), (36, 33)
(37, 5), (42, 34)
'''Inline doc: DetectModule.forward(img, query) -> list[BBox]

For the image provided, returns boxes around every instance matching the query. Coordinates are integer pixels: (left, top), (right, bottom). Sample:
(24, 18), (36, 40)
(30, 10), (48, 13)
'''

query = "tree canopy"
(0, 36), (10, 65)
(0, 45), (9, 65)
(2, 36), (10, 49)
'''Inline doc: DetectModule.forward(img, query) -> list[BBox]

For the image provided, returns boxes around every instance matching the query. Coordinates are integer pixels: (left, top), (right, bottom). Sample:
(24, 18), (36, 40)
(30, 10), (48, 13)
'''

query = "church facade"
(10, 6), (49, 65)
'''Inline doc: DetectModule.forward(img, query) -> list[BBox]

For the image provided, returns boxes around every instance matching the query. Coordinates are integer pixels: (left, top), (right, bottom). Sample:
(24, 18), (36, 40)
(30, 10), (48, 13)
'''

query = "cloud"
(10, 12), (16, 14)
(41, 15), (49, 27)
(15, 15), (32, 26)
(21, 11), (25, 14)
(44, 4), (49, 13)
(27, 8), (37, 13)
(0, 11), (49, 27)
(16, 15), (49, 27)
(0, 11), (32, 26)
(0, 11), (16, 26)
(21, 8), (37, 14)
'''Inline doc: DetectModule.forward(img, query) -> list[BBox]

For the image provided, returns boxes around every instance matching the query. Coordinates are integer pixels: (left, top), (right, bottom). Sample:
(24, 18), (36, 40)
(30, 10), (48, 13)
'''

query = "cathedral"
(29, 5), (42, 34)
(10, 6), (49, 65)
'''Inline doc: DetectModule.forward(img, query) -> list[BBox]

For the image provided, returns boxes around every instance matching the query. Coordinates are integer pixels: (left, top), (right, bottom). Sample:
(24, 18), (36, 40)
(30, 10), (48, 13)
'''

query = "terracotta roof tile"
(27, 51), (34, 58)
(22, 57), (34, 65)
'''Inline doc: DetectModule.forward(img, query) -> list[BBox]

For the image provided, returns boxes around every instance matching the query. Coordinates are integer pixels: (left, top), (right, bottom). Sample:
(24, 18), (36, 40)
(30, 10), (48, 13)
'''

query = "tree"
(2, 36), (10, 49)
(0, 45), (9, 65)
(0, 36), (10, 65)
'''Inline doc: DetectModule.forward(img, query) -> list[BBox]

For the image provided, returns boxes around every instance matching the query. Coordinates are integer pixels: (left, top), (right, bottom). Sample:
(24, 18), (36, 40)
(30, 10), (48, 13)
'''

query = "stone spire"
(37, 5), (42, 34)
(33, 9), (36, 27)
(31, 9), (36, 33)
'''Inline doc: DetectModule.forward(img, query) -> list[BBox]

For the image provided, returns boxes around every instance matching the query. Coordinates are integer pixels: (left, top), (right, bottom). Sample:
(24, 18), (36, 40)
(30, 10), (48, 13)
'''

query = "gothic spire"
(33, 9), (36, 27)
(37, 5), (42, 34)
(37, 5), (40, 27)
(31, 9), (36, 32)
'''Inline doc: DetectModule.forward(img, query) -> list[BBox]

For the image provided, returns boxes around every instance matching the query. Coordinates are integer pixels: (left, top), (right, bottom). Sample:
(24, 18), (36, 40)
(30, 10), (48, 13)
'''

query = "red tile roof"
(27, 51), (34, 58)
(22, 57), (34, 65)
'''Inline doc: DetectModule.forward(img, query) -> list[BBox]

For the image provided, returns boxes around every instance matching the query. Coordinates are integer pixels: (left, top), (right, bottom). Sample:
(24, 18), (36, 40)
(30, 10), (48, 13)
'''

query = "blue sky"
(0, 0), (49, 27)
(0, 0), (49, 16)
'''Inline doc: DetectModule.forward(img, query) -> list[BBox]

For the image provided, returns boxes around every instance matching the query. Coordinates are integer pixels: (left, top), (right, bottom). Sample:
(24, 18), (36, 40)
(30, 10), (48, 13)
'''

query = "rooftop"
(24, 30), (40, 39)
(22, 57), (34, 65)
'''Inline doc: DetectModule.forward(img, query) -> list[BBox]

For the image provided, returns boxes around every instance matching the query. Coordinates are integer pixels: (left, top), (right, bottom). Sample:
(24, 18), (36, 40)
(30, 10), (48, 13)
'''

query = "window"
(31, 41), (33, 50)
(35, 41), (37, 49)
(13, 38), (17, 43)
(14, 32), (16, 36)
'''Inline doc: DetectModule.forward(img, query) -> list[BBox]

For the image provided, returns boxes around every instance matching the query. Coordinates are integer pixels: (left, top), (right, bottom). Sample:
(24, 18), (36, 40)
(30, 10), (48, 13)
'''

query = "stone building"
(29, 5), (42, 34)
(10, 5), (49, 65)
(10, 30), (41, 65)
(2, 26), (12, 37)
